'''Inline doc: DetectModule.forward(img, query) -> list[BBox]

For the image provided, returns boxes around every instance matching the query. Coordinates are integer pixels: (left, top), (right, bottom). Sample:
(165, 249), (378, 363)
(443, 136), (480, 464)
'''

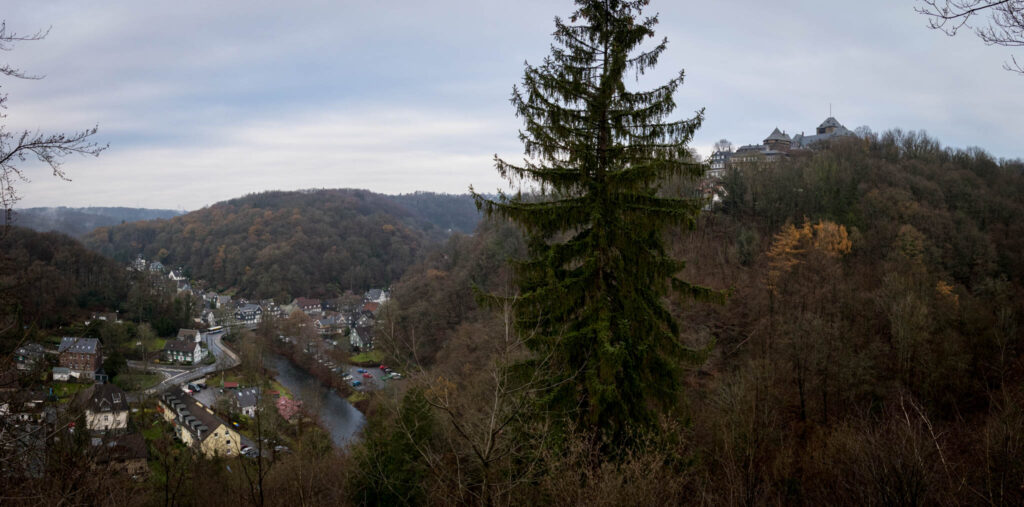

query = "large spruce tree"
(473, 0), (721, 444)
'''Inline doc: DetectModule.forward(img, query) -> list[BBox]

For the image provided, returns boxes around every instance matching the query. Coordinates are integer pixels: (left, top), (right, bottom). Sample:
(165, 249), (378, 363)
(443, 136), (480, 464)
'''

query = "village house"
(201, 309), (217, 327)
(276, 397), (302, 423)
(293, 297), (323, 317)
(216, 295), (232, 308)
(58, 337), (102, 380)
(350, 325), (374, 351)
(364, 288), (389, 305)
(91, 433), (149, 478)
(314, 313), (346, 335)
(259, 299), (285, 319)
(0, 389), (48, 423)
(52, 366), (71, 382)
(78, 383), (130, 434)
(157, 392), (242, 458)
(234, 387), (260, 418)
(360, 301), (381, 317)
(354, 311), (375, 329)
(87, 311), (119, 324)
(0, 389), (51, 478)
(163, 339), (203, 364)
(13, 343), (45, 371)
(148, 261), (165, 273)
(234, 303), (263, 325)
(130, 256), (147, 271)
(177, 329), (201, 343)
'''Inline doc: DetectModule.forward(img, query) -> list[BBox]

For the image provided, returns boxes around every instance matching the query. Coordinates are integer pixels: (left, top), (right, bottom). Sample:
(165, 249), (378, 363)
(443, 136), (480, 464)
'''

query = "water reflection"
(265, 353), (366, 447)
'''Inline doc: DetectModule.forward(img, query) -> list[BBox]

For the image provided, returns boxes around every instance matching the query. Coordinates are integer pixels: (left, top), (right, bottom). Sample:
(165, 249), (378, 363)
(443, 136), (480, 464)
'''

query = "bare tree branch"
(0, 20), (107, 228)
(916, 1), (1024, 73)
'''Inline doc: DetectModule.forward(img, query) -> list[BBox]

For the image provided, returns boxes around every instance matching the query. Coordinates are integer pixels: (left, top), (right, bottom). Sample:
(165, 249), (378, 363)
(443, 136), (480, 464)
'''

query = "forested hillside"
(82, 189), (480, 300)
(0, 227), (128, 330)
(388, 192), (479, 235)
(361, 132), (1024, 504)
(12, 206), (185, 237)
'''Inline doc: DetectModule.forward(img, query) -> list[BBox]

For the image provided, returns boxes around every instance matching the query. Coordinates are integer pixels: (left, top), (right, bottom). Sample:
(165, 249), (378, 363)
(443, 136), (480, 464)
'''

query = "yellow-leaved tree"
(765, 218), (853, 422)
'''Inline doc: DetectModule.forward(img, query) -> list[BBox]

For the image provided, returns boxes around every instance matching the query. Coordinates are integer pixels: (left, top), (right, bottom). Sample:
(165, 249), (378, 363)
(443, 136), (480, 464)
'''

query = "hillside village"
(1, 252), (396, 478)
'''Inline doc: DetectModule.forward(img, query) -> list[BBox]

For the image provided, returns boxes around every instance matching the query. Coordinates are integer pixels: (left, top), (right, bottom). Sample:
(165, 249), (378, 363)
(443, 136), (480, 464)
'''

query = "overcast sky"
(4, 0), (1022, 210)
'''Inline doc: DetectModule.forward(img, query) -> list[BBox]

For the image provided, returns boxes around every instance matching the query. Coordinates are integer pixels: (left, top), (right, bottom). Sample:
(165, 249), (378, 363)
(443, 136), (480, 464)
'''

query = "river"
(265, 353), (366, 448)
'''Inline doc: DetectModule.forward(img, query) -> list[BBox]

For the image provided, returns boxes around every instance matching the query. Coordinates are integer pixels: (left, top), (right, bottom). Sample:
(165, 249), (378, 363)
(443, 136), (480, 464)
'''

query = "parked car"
(379, 364), (389, 370)
(356, 368), (367, 374)
(351, 380), (362, 387)
(362, 372), (372, 379)
(391, 373), (402, 380)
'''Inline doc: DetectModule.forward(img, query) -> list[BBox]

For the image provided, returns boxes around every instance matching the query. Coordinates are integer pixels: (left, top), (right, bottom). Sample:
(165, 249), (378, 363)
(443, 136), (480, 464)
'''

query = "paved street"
(127, 330), (240, 402)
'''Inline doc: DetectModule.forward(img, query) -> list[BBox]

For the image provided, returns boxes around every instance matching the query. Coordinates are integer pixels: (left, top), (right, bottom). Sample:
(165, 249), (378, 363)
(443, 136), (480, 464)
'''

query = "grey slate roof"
(58, 337), (99, 355)
(818, 116), (843, 129)
(83, 383), (129, 413)
(177, 329), (200, 341)
(94, 433), (148, 463)
(235, 387), (261, 409)
(735, 144), (767, 154)
(763, 127), (791, 142)
(15, 343), (45, 359)
(791, 127), (855, 148)
(159, 392), (224, 443)
(163, 339), (197, 354)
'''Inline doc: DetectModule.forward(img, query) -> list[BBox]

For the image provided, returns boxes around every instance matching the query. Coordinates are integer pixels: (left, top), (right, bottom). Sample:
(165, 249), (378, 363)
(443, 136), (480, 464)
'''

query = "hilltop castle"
(708, 116), (856, 178)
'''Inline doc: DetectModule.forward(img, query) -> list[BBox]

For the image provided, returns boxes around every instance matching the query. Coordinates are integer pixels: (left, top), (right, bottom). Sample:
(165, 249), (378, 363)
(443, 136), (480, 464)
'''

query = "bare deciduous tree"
(0, 21), (106, 224)
(916, 1), (1024, 73)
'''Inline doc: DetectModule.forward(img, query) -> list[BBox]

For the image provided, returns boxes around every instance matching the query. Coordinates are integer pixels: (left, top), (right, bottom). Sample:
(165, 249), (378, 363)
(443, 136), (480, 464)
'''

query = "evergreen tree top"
(473, 0), (723, 447)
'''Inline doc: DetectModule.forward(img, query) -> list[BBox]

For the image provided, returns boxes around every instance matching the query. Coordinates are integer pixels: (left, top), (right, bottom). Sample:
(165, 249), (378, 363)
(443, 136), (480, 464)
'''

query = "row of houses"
(157, 392), (241, 458)
(0, 377), (148, 478)
(130, 256), (390, 351)
(20, 328), (207, 382)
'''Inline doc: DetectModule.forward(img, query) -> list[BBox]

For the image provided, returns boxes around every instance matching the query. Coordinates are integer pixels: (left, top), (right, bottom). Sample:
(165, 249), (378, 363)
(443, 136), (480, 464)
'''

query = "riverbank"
(265, 353), (366, 447)
(269, 341), (378, 412)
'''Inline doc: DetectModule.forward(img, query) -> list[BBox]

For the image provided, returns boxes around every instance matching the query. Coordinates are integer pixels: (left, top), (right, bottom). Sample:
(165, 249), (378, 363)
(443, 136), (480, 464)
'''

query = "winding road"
(127, 331), (240, 401)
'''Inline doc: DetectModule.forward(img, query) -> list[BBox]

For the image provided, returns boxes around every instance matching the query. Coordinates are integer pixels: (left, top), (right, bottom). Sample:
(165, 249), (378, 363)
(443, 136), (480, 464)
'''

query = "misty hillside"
(81, 189), (480, 299)
(11, 206), (186, 237)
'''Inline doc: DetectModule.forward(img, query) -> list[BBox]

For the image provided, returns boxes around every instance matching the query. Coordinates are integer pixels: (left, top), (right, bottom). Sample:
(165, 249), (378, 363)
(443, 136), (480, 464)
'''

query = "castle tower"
(816, 116), (842, 135)
(763, 127), (792, 152)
